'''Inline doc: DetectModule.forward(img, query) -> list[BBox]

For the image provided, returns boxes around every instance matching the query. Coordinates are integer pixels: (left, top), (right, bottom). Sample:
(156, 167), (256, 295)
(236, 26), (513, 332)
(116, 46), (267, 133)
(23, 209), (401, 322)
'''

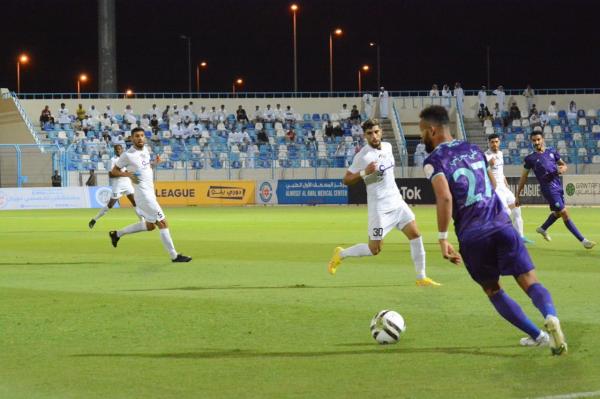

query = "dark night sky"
(2, 0), (600, 94)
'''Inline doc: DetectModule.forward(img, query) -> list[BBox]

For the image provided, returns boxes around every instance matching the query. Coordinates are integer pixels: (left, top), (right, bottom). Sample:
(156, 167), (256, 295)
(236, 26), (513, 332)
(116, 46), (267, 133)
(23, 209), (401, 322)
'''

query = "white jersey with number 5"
(348, 142), (403, 212)
(485, 149), (507, 188)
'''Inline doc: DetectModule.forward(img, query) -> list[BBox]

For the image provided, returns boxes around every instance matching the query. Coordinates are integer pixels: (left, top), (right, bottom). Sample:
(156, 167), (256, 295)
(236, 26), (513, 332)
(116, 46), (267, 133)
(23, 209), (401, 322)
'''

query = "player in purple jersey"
(516, 130), (595, 249)
(420, 105), (567, 355)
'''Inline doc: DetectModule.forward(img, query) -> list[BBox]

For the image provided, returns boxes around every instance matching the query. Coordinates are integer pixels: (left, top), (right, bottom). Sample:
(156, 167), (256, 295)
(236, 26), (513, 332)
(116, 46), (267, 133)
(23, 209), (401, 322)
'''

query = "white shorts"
(111, 178), (134, 199)
(368, 202), (415, 241)
(135, 193), (165, 223)
(496, 185), (516, 210)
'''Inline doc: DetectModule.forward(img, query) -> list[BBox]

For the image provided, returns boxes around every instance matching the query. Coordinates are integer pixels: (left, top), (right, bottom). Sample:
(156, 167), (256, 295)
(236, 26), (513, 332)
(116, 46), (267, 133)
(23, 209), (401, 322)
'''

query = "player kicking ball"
(516, 129), (595, 249)
(108, 127), (191, 263)
(327, 119), (440, 287)
(484, 134), (533, 244)
(89, 144), (143, 229)
(421, 105), (566, 355)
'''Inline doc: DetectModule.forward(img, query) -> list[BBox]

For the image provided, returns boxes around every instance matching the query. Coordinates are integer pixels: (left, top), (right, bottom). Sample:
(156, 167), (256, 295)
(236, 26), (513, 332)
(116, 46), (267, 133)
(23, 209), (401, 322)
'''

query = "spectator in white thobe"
(414, 141), (427, 167)
(198, 106), (210, 123)
(362, 93), (374, 118)
(273, 104), (284, 122)
(492, 85), (506, 113)
(453, 82), (464, 114)
(264, 105), (275, 122)
(339, 104), (351, 121)
(522, 85), (535, 112)
(441, 84), (452, 111)
(57, 103), (70, 126)
(148, 104), (161, 118)
(478, 86), (487, 108)
(88, 105), (99, 119)
(253, 106), (264, 122)
(429, 84), (439, 97)
(378, 87), (389, 119)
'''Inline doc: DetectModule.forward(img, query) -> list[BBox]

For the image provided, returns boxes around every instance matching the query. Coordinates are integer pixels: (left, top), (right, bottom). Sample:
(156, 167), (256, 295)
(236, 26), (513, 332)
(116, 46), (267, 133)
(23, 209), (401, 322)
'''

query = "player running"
(108, 127), (191, 262)
(327, 119), (440, 287)
(516, 129), (595, 249)
(89, 144), (141, 229)
(421, 105), (566, 355)
(484, 134), (533, 244)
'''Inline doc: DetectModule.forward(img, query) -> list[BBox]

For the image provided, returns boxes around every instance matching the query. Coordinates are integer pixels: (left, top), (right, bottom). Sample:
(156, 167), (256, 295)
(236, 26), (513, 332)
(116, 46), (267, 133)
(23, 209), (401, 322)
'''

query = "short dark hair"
(362, 118), (380, 131)
(419, 105), (449, 126)
(487, 133), (500, 141)
(131, 127), (145, 136)
(530, 130), (543, 138)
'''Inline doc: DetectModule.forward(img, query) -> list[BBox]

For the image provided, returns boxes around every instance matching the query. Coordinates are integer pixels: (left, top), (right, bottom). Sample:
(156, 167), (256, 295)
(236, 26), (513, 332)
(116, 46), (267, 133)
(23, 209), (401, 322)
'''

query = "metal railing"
(0, 144), (65, 187)
(391, 101), (409, 175)
(14, 88), (600, 100)
(9, 92), (43, 145)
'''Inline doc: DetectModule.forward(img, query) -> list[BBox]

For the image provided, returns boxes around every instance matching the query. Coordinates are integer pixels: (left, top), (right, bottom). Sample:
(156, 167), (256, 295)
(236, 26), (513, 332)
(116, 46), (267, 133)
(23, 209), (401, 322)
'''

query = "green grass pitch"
(1, 206), (599, 398)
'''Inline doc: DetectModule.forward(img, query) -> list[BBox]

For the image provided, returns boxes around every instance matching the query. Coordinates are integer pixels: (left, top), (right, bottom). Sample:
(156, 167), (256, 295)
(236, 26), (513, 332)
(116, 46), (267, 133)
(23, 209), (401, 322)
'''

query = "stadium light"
(369, 42), (381, 88)
(290, 4), (299, 92)
(125, 89), (133, 98)
(358, 65), (370, 93)
(196, 61), (208, 92)
(77, 74), (88, 99)
(329, 28), (343, 92)
(16, 53), (30, 94)
(232, 78), (243, 96)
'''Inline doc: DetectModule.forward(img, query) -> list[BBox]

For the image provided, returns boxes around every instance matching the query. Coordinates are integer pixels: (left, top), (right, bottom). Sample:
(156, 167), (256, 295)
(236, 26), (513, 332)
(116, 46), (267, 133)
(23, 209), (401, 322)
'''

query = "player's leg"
(89, 197), (118, 228)
(515, 271), (567, 355)
(400, 219), (440, 286)
(558, 207), (595, 248)
(126, 193), (145, 222)
(536, 209), (559, 242)
(155, 218), (191, 262)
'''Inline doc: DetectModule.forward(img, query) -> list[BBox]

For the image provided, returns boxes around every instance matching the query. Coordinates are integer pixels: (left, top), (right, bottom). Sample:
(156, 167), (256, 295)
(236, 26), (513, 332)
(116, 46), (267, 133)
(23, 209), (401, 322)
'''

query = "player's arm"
(342, 161), (377, 186)
(430, 174), (462, 265)
(515, 168), (530, 207)
(557, 158), (567, 174)
(110, 165), (139, 184)
(487, 168), (497, 190)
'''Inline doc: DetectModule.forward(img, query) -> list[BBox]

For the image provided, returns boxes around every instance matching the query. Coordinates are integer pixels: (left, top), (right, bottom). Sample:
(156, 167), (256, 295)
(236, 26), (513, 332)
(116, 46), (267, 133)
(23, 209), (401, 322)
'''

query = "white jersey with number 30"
(485, 149), (507, 188)
(348, 142), (403, 212)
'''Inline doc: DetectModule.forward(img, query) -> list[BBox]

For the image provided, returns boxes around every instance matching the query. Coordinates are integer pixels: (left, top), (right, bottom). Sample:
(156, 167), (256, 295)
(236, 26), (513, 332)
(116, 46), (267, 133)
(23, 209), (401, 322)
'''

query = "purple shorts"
(459, 225), (534, 285)
(542, 189), (565, 212)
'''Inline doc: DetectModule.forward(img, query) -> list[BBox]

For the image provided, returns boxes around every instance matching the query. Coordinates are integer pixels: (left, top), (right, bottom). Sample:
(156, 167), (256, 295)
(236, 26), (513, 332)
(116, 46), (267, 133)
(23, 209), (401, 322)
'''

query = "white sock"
(511, 207), (524, 237)
(94, 206), (109, 221)
(117, 221), (148, 237)
(340, 243), (372, 258)
(159, 228), (178, 259)
(409, 236), (426, 280)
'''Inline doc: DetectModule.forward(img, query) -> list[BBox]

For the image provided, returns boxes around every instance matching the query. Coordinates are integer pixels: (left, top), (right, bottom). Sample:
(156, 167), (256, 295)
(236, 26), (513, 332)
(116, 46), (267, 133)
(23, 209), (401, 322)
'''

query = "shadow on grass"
(72, 345), (524, 360)
(0, 261), (105, 266)
(125, 284), (405, 292)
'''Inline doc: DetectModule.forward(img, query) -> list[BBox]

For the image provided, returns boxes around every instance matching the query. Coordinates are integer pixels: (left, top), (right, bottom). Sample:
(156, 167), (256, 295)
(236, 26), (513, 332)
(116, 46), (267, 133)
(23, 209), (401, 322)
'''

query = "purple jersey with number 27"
(423, 140), (511, 242)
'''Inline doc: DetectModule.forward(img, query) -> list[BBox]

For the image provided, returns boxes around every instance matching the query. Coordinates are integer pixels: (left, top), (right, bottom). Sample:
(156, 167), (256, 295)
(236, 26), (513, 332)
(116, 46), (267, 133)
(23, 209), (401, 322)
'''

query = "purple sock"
(541, 213), (559, 231)
(489, 289), (541, 339)
(527, 283), (556, 318)
(564, 219), (585, 242)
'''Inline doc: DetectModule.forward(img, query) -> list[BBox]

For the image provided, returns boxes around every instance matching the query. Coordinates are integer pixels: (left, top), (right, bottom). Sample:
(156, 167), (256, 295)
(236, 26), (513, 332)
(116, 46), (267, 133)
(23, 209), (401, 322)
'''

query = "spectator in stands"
(274, 104), (284, 122)
(529, 111), (540, 127)
(76, 104), (86, 122)
(333, 123), (343, 138)
(217, 105), (227, 122)
(85, 169), (97, 186)
(286, 128), (296, 143)
(441, 84), (451, 111)
(148, 104), (161, 118)
(284, 106), (296, 123)
(567, 101), (578, 120)
(339, 104), (351, 121)
(181, 104), (194, 122)
(88, 104), (99, 119)
(523, 84), (535, 111)
(429, 84), (439, 97)
(362, 92), (374, 118)
(101, 129), (111, 143)
(162, 106), (170, 124)
(350, 105), (360, 121)
(351, 119), (363, 139)
(99, 113), (112, 129)
(509, 102), (521, 121)
(477, 104), (491, 123)
(252, 105), (263, 122)
(57, 103), (70, 127)
(492, 103), (501, 119)
(257, 128), (269, 144)
(530, 104), (538, 116)
(478, 85), (487, 108)
(414, 140), (427, 167)
(378, 86), (390, 119)
(40, 105), (54, 126)
(454, 82), (464, 114)
(493, 85), (506, 113)
(104, 105), (113, 118)
(324, 121), (334, 138)
(150, 114), (159, 133)
(150, 130), (160, 144)
(171, 110), (181, 125)
(547, 100), (558, 118)
(236, 105), (249, 123)
(124, 105), (137, 125)
(264, 104), (275, 122)
(51, 170), (61, 187)
(539, 111), (549, 126)
(198, 106), (210, 123)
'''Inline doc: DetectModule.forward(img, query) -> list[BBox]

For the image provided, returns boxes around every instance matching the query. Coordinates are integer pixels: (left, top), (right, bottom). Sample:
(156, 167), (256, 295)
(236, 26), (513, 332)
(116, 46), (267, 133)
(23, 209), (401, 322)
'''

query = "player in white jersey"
(108, 128), (191, 262)
(327, 119), (440, 287)
(89, 144), (140, 229)
(485, 134), (534, 244)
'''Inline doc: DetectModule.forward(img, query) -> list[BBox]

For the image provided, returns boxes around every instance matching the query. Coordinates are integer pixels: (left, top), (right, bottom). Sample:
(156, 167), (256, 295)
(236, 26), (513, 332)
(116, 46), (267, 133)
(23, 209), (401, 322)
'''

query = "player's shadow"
(125, 284), (405, 292)
(73, 345), (523, 360)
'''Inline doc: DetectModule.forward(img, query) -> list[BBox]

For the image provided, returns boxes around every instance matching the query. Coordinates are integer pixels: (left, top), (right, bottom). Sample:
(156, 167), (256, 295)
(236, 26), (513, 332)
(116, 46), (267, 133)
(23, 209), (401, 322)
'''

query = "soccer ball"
(370, 310), (406, 344)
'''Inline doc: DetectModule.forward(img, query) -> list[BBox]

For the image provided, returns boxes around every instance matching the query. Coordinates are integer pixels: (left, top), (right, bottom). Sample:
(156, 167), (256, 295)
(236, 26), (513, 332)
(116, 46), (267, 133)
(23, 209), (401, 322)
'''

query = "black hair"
(419, 105), (449, 126)
(131, 127), (145, 136)
(487, 133), (500, 141)
(530, 130), (543, 138)
(361, 118), (380, 131)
